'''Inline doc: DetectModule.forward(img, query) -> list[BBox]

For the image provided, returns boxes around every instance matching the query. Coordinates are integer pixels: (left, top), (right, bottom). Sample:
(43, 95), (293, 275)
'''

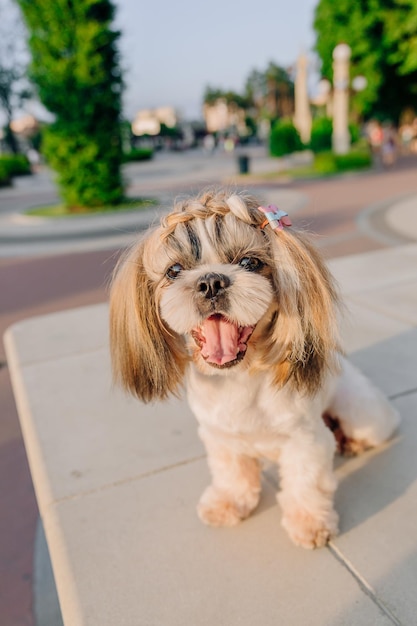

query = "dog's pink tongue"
(201, 315), (239, 365)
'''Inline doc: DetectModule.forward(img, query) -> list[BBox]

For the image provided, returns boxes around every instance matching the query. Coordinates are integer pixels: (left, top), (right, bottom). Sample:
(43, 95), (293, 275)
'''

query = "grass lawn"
(26, 197), (158, 217)
(257, 151), (372, 182)
(244, 146), (373, 182)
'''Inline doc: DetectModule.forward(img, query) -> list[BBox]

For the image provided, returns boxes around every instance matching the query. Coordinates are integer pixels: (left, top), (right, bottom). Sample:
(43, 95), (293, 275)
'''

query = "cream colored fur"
(110, 189), (400, 548)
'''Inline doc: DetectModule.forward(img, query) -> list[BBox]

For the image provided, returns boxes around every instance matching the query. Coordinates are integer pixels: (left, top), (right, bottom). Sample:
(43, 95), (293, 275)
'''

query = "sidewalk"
(4, 194), (417, 625)
(1, 151), (417, 260)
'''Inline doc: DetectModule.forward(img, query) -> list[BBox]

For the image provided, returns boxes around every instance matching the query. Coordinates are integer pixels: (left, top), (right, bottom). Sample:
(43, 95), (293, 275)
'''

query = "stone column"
(294, 53), (312, 144)
(332, 43), (351, 155)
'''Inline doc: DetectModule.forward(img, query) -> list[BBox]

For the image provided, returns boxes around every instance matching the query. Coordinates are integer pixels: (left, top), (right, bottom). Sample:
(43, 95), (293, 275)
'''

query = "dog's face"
(154, 210), (275, 374)
(110, 191), (340, 401)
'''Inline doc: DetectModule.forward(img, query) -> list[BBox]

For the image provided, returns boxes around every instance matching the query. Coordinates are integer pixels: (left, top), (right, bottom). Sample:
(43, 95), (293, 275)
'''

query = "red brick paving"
(1, 156), (417, 624)
(291, 160), (417, 256)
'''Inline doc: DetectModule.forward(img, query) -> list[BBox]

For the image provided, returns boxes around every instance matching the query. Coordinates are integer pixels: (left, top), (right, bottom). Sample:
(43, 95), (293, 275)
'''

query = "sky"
(113, 0), (319, 121)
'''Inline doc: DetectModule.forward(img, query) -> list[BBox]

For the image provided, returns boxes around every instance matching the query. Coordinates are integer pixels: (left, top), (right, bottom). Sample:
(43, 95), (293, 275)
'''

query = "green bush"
(310, 118), (363, 154)
(313, 147), (372, 175)
(0, 154), (31, 176)
(122, 148), (153, 163)
(349, 122), (361, 144)
(0, 161), (11, 186)
(334, 149), (372, 171)
(314, 151), (338, 174)
(309, 117), (333, 153)
(269, 119), (303, 157)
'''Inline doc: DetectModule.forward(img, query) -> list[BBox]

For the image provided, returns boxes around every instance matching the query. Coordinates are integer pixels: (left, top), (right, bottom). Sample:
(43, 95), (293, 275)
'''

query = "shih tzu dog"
(110, 189), (400, 549)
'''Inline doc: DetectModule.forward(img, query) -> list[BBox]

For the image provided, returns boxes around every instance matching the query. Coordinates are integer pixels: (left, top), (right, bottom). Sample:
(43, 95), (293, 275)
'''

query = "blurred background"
(1, 0), (417, 624)
(1, 0), (416, 194)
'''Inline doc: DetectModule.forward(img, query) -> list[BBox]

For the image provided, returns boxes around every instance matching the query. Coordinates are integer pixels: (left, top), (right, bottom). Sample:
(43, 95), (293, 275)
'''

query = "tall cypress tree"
(18, 0), (124, 208)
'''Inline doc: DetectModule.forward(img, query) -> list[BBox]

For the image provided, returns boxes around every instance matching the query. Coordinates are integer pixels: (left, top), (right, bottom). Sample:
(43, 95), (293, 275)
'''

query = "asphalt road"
(1, 150), (417, 625)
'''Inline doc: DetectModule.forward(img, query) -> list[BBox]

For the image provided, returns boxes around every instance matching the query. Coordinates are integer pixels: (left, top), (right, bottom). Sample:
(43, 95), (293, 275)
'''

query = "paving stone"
(349, 328), (417, 398)
(6, 232), (417, 626)
(44, 459), (395, 626)
(5, 346), (203, 507)
(329, 243), (417, 295)
(333, 391), (417, 626)
(349, 278), (417, 326)
(340, 297), (412, 353)
(5, 303), (108, 365)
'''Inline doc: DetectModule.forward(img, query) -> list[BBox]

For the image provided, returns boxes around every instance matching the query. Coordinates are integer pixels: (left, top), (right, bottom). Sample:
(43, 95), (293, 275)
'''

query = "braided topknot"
(161, 189), (265, 239)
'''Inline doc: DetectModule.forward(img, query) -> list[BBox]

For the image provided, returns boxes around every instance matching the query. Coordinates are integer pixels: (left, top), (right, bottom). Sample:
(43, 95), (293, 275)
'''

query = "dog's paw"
(281, 507), (339, 549)
(340, 437), (372, 456)
(197, 485), (258, 527)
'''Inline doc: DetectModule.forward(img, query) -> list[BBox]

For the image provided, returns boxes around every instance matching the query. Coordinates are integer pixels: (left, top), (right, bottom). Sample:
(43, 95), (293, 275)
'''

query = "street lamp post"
(294, 52), (312, 144)
(332, 43), (351, 155)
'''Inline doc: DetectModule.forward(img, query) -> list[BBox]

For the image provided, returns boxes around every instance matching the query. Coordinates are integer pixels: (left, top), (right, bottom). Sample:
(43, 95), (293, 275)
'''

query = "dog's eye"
(238, 257), (264, 272)
(166, 263), (183, 280)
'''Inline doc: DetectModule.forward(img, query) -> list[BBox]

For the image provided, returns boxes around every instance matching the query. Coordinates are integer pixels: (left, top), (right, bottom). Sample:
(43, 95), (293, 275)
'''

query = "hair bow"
(258, 205), (292, 231)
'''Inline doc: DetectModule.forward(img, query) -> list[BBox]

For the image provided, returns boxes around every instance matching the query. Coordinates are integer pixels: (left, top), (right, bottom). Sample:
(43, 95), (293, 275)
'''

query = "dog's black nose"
(197, 273), (230, 299)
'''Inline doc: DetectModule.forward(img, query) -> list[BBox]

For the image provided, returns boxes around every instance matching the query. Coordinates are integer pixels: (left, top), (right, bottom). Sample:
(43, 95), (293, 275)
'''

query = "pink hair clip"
(258, 205), (292, 231)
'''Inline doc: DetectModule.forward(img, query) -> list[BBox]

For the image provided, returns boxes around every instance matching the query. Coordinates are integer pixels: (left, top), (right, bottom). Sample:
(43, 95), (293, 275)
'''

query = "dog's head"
(110, 189), (340, 402)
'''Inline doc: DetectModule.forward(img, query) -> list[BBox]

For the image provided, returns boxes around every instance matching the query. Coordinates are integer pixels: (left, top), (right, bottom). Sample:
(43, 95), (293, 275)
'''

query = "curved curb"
(0, 188), (308, 257)
(385, 195), (417, 241)
(356, 193), (417, 247)
(0, 207), (166, 244)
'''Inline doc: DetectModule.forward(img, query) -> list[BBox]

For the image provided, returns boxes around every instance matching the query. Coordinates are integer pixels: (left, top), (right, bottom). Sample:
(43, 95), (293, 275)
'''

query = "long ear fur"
(109, 235), (188, 402)
(260, 228), (341, 395)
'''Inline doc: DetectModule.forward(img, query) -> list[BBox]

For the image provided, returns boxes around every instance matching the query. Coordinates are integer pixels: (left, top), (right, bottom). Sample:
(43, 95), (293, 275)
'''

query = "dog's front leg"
(197, 427), (261, 527)
(277, 422), (339, 548)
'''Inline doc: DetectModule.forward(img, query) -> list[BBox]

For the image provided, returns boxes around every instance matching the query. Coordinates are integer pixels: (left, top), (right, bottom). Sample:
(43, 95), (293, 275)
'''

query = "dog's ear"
(109, 235), (188, 402)
(264, 229), (341, 395)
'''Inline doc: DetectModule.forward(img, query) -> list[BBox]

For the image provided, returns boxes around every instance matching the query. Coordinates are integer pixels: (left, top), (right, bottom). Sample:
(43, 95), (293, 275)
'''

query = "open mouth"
(191, 313), (254, 368)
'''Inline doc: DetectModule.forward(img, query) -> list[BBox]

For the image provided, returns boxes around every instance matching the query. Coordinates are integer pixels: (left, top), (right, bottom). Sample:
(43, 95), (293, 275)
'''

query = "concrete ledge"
(34, 519), (63, 626)
(4, 244), (417, 626)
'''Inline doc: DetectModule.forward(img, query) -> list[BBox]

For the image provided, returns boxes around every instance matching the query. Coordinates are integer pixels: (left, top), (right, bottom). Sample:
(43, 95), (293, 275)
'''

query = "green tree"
(314, 0), (417, 122)
(203, 86), (251, 110)
(245, 62), (294, 120)
(17, 0), (124, 208)
(384, 0), (417, 74)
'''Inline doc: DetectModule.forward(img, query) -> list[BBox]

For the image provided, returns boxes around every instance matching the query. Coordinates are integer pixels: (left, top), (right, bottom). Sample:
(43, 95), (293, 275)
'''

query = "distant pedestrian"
(381, 127), (397, 167)
(368, 121), (383, 154)
(203, 134), (215, 153)
(399, 123), (414, 153)
(27, 148), (41, 172)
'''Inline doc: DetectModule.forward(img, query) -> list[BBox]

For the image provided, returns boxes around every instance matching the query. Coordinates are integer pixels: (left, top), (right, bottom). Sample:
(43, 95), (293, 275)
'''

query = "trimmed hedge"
(270, 119), (303, 157)
(0, 161), (11, 186)
(310, 118), (362, 154)
(314, 151), (338, 174)
(309, 117), (333, 153)
(0, 154), (31, 176)
(122, 148), (153, 163)
(349, 122), (360, 144)
(0, 154), (31, 185)
(334, 149), (372, 171)
(314, 148), (372, 175)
